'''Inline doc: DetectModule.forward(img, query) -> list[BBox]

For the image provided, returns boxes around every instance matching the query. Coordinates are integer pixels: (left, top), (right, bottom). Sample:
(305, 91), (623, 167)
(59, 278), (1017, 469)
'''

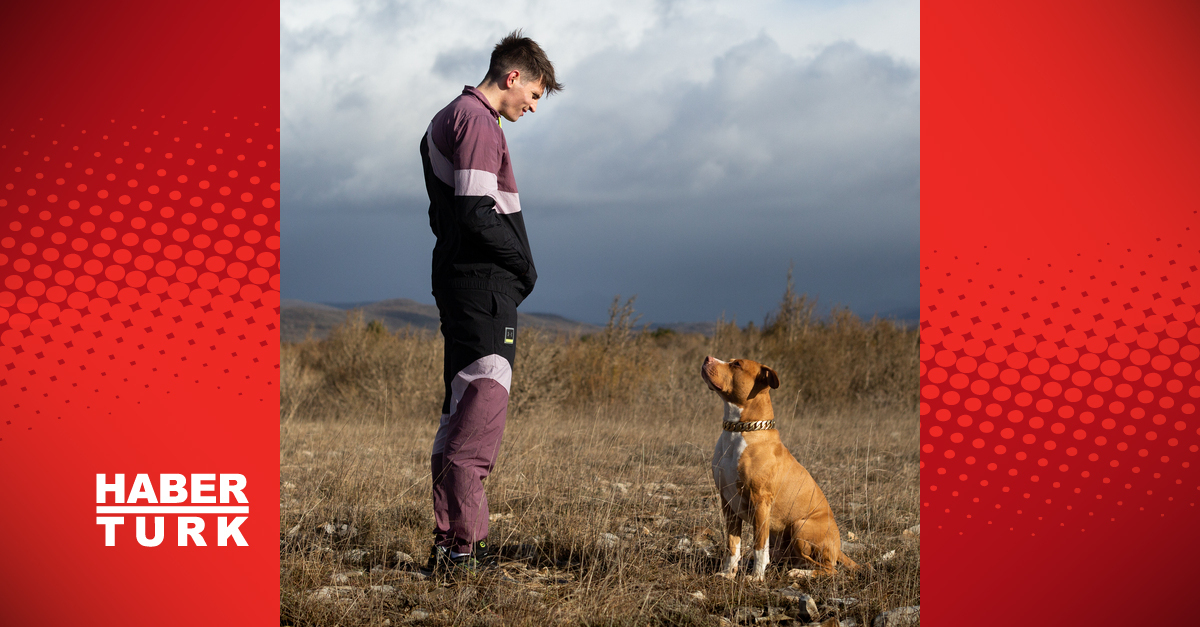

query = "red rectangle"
(0, 2), (280, 625)
(923, 1), (1200, 623)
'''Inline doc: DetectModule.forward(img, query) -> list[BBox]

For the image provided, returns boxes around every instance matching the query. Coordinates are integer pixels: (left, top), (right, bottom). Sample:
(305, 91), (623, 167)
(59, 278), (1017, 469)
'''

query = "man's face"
(498, 72), (544, 123)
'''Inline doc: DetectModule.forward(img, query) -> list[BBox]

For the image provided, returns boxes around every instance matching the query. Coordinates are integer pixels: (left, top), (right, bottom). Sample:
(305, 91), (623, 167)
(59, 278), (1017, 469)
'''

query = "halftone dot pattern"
(0, 111), (280, 443)
(921, 226), (1200, 534)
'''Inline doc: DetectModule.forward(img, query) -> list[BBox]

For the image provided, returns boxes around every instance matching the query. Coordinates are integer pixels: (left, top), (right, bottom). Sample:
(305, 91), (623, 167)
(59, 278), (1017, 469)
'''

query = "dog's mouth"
(700, 364), (723, 393)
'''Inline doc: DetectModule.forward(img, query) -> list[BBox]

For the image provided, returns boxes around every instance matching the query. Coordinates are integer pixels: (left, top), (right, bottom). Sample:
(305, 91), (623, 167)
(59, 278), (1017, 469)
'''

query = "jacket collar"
(463, 85), (500, 121)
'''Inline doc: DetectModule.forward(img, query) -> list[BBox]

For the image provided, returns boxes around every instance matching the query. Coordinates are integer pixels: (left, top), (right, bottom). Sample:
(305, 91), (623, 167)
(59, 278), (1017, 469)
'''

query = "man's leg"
(429, 335), (455, 550)
(430, 290), (517, 559)
(426, 302), (458, 571)
(442, 364), (509, 554)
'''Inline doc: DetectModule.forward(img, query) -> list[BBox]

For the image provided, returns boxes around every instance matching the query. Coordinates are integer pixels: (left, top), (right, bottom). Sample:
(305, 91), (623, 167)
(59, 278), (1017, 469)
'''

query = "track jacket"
(421, 86), (536, 305)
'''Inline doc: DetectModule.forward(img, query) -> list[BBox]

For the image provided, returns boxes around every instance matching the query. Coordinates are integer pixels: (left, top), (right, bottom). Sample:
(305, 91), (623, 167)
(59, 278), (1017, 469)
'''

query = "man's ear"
(758, 366), (780, 390)
(506, 69), (521, 88)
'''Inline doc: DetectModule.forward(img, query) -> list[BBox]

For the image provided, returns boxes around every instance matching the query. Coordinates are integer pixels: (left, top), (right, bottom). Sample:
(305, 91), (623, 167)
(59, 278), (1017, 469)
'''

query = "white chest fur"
(712, 402), (749, 519)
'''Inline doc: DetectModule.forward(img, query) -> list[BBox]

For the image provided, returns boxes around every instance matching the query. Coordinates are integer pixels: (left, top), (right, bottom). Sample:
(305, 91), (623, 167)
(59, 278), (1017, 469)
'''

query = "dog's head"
(700, 356), (779, 406)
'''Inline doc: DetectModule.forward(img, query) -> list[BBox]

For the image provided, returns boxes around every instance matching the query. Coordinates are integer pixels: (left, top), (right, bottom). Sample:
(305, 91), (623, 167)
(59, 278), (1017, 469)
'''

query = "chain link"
(721, 420), (776, 432)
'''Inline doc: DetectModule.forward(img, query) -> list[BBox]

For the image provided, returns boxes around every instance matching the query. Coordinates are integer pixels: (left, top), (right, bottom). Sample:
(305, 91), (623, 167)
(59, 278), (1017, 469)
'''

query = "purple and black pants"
(431, 288), (517, 554)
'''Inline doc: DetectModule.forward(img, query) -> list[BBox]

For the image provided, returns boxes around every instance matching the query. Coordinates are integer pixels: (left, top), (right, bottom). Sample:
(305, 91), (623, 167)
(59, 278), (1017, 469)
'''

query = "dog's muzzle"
(722, 420), (776, 432)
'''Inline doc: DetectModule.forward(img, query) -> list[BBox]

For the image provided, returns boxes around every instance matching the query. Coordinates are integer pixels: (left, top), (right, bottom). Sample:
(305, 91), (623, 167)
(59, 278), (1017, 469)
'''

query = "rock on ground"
(774, 588), (819, 622)
(872, 606), (919, 627)
(306, 586), (360, 602)
(331, 570), (363, 584)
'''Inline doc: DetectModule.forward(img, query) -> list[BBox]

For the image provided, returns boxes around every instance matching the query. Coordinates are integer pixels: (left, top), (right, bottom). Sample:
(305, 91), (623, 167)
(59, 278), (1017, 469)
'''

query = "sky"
(281, 0), (920, 325)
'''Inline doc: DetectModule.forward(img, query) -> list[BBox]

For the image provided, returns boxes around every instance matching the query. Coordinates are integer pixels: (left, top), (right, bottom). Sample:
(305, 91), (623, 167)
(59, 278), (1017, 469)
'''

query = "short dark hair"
(485, 29), (563, 96)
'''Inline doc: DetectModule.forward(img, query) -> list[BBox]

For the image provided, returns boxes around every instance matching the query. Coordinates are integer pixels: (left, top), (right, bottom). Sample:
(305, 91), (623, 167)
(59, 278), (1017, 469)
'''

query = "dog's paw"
(748, 573), (765, 583)
(715, 570), (737, 580)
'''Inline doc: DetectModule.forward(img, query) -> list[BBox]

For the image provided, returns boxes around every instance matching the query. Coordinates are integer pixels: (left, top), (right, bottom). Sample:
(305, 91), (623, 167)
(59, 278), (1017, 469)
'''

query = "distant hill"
(281, 298), (604, 342)
(647, 321), (717, 336)
(282, 298), (918, 342)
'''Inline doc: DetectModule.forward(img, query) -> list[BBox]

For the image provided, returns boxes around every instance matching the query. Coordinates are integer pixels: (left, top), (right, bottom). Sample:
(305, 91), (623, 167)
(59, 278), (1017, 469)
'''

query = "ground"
(280, 402), (919, 626)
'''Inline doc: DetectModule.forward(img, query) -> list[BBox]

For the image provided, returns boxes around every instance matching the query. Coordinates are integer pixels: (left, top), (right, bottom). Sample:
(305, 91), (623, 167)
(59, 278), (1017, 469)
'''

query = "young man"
(419, 30), (562, 572)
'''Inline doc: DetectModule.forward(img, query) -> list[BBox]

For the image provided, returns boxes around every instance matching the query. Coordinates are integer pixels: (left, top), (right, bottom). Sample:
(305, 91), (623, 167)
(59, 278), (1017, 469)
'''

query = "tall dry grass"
(281, 274), (917, 423)
(280, 278), (919, 626)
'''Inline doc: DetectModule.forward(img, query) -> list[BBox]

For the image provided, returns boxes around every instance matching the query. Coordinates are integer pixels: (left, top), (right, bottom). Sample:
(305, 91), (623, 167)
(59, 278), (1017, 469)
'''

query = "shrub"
(280, 277), (918, 423)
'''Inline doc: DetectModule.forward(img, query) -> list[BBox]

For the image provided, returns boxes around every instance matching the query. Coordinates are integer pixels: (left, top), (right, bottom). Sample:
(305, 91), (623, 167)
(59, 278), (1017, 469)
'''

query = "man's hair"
(485, 29), (563, 96)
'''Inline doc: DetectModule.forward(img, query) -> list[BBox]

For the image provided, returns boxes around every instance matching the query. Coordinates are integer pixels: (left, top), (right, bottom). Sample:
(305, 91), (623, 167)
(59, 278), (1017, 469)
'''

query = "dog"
(701, 356), (858, 581)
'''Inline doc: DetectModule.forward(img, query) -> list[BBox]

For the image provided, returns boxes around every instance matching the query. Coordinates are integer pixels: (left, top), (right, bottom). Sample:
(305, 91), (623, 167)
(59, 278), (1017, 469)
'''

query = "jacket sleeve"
(517, 260), (536, 298)
(451, 114), (531, 279)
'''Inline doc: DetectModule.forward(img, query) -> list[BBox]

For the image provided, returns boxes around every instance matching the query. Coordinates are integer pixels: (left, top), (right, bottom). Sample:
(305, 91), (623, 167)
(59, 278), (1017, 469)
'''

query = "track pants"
(430, 289), (517, 554)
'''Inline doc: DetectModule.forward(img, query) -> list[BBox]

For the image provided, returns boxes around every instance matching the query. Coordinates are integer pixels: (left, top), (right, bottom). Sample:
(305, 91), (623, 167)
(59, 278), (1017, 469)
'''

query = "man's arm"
(451, 114), (531, 280)
(453, 192), (530, 278)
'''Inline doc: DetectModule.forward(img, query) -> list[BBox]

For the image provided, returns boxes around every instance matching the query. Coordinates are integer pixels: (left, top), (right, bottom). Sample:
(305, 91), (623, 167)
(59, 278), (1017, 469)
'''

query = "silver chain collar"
(722, 419), (776, 432)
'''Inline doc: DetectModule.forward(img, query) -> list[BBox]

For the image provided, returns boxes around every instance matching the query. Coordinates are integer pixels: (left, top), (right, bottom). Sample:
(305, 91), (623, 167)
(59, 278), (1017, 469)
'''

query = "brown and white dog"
(702, 356), (858, 581)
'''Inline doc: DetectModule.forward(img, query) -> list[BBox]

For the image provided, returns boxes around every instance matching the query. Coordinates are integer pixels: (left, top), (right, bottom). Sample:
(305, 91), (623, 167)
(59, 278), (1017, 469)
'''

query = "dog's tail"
(838, 550), (862, 571)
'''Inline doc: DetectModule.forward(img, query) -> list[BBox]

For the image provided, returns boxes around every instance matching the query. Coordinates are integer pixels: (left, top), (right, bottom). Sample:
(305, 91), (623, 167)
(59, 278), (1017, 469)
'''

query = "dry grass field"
(280, 284), (920, 626)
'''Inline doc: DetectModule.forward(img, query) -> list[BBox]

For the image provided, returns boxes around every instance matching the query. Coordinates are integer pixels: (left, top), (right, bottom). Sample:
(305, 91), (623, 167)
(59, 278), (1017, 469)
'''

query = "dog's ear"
(758, 365), (780, 389)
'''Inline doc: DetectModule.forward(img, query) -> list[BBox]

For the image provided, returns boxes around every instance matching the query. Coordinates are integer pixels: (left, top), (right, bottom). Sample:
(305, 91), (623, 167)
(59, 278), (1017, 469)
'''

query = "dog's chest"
(712, 430), (748, 515)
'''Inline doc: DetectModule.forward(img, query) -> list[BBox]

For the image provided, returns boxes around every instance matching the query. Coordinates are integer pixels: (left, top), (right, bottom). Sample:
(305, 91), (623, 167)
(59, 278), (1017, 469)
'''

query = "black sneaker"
(448, 552), (483, 574)
(423, 544), (452, 573)
(446, 539), (498, 574)
(472, 539), (498, 566)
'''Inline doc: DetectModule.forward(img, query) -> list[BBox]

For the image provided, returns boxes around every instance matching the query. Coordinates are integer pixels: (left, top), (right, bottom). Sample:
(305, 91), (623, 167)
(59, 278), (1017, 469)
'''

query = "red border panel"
(0, 2), (279, 625)
(924, 1), (1200, 623)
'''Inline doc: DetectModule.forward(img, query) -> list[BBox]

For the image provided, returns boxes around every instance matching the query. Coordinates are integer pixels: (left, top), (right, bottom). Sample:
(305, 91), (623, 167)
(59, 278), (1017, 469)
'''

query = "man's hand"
(455, 195), (529, 278)
(518, 266), (537, 298)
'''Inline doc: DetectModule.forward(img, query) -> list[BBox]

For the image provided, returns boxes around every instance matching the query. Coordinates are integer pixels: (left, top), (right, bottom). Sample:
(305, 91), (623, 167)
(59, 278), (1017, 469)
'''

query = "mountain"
(281, 298), (916, 343)
(281, 298), (604, 342)
(647, 321), (718, 336)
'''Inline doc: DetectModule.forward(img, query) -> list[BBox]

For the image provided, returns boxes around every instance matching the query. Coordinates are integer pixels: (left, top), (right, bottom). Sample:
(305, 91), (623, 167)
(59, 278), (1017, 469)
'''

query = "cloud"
(431, 46), (491, 83)
(521, 36), (919, 212)
(280, 0), (920, 323)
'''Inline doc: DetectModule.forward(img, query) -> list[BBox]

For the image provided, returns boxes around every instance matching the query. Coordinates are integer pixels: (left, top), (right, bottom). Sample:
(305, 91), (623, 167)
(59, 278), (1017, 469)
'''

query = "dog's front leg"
(750, 498), (773, 581)
(717, 502), (742, 579)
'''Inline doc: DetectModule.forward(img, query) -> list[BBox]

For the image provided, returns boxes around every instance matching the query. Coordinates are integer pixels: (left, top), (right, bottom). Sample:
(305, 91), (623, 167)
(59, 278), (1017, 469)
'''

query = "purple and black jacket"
(421, 85), (536, 305)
